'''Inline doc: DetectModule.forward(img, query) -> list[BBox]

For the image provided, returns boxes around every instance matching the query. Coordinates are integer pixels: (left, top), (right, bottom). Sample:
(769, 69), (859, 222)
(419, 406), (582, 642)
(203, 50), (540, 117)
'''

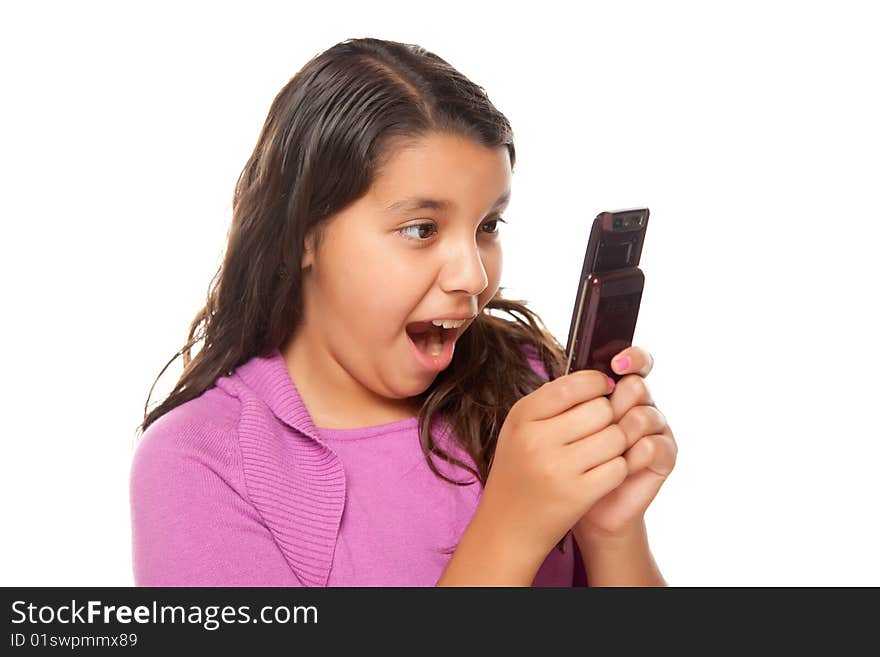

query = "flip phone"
(564, 208), (650, 381)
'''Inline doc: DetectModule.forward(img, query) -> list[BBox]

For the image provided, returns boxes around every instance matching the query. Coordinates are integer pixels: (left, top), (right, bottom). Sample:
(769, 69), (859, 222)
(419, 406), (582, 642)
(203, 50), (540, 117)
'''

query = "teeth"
(431, 318), (466, 329)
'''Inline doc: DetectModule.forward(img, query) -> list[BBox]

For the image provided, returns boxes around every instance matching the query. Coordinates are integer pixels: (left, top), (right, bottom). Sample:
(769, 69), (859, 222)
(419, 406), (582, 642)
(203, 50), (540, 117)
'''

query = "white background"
(2, 0), (877, 586)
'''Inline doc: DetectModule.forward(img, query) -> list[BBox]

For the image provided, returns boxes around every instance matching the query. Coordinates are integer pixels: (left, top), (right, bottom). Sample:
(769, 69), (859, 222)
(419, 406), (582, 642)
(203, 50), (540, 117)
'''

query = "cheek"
(347, 251), (427, 329)
(320, 243), (390, 317)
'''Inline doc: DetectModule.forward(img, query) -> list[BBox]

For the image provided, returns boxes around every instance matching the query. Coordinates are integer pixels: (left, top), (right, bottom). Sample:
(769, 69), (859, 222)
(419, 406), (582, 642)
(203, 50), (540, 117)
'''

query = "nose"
(440, 237), (490, 297)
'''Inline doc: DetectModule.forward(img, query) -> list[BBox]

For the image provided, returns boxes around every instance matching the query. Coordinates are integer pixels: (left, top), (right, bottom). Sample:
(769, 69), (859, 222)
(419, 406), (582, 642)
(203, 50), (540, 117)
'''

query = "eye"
(398, 222), (437, 242)
(398, 217), (507, 243)
(482, 217), (506, 235)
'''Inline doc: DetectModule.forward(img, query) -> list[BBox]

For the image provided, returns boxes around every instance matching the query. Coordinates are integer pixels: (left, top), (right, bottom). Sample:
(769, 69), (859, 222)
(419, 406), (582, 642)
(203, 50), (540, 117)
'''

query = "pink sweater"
(130, 343), (587, 586)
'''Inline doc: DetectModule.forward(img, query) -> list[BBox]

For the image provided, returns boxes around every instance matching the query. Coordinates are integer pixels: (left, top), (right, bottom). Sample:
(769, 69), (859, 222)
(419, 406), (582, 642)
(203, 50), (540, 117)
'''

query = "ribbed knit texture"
(130, 342), (587, 586)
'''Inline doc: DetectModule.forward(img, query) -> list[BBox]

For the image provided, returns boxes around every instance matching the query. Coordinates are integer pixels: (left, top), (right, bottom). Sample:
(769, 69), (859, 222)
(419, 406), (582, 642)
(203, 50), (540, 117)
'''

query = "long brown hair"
(137, 37), (570, 552)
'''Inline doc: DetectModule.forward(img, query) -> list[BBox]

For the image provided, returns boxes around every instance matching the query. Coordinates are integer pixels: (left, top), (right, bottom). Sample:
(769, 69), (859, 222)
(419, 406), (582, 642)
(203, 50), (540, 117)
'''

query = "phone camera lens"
(613, 218), (622, 229)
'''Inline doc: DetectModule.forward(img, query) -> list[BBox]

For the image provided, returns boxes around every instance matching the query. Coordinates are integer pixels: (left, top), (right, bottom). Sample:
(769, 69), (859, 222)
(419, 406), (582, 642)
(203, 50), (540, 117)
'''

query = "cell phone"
(564, 208), (650, 380)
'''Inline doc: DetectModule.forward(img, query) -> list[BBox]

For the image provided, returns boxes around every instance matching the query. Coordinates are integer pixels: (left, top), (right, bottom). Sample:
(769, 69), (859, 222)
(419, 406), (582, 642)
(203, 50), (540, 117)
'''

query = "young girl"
(130, 37), (677, 587)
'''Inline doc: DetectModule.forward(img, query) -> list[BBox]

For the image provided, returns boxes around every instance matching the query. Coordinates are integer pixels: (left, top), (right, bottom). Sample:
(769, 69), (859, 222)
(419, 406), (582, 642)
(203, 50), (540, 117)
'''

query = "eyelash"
(398, 217), (507, 243)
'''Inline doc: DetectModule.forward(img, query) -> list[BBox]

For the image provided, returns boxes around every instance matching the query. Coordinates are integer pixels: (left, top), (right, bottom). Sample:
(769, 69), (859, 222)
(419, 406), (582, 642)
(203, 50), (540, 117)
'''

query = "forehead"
(369, 133), (512, 210)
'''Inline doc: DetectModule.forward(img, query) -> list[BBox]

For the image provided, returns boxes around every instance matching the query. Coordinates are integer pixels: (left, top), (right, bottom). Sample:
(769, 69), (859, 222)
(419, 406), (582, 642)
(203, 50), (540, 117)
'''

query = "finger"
(563, 423), (628, 473)
(618, 404), (667, 449)
(611, 346), (654, 378)
(538, 393), (615, 447)
(624, 433), (678, 476)
(522, 368), (613, 422)
(578, 456), (629, 508)
(608, 374), (655, 423)
(651, 433), (678, 476)
(601, 466), (667, 514)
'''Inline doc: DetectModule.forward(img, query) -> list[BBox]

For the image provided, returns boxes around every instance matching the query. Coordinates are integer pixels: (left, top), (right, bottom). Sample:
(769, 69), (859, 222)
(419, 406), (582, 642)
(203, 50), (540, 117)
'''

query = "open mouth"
(405, 322), (458, 356)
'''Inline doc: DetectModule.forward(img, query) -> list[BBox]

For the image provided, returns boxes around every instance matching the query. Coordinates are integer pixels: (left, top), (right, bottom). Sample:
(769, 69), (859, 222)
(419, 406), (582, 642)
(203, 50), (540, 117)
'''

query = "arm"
(436, 342), (547, 586)
(436, 504), (546, 587)
(130, 420), (304, 587)
(572, 518), (667, 587)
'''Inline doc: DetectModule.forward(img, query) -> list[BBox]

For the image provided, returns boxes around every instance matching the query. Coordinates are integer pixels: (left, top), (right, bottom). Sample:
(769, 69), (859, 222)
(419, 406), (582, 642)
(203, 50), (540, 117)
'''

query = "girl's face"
(287, 131), (511, 424)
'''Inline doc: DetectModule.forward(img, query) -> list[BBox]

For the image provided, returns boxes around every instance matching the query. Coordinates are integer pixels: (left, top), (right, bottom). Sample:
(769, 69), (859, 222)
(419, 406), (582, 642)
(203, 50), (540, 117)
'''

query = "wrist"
(573, 516), (647, 549)
(573, 518), (667, 587)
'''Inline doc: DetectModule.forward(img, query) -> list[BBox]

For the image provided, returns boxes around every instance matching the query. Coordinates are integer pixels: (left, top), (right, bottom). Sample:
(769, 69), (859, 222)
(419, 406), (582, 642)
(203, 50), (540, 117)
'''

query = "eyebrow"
(385, 189), (511, 214)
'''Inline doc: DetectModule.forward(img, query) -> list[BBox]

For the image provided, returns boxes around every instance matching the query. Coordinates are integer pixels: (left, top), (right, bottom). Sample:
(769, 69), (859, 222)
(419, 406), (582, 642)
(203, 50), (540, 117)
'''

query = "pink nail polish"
(614, 355), (630, 371)
(606, 376), (616, 389)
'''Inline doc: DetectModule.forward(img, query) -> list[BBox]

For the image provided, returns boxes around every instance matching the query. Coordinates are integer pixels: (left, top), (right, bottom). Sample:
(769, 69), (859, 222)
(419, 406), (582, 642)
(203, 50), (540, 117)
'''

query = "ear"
(301, 230), (315, 270)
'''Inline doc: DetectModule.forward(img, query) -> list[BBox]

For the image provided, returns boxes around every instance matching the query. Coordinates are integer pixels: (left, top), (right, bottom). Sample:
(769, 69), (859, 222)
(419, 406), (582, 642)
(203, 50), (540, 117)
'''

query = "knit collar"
(222, 345), (344, 587)
(232, 345), (322, 443)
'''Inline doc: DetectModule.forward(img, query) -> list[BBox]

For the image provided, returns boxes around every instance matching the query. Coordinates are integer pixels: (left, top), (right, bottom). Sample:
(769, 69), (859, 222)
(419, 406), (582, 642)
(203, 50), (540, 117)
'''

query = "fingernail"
(606, 376), (616, 390)
(613, 355), (630, 371)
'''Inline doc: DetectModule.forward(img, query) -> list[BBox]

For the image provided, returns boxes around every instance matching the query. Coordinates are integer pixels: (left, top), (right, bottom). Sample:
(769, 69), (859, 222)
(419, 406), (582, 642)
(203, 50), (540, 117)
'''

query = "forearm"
(436, 507), (545, 586)
(573, 519), (667, 587)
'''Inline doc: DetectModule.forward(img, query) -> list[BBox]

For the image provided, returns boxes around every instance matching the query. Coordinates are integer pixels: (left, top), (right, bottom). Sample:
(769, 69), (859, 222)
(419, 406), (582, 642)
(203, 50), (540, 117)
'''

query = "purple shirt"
(130, 343), (587, 586)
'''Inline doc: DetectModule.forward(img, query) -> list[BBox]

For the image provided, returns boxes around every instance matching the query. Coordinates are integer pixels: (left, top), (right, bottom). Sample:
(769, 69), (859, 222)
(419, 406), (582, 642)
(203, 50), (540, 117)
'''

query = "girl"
(130, 37), (677, 587)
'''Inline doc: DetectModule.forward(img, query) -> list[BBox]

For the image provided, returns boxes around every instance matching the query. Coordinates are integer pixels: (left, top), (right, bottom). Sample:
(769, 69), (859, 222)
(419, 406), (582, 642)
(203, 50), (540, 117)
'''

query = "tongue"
(409, 324), (445, 353)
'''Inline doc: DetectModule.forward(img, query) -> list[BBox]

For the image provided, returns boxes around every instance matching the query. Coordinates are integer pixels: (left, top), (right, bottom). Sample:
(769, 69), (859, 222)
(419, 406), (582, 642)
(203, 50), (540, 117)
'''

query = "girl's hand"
(572, 346), (678, 541)
(481, 368), (627, 565)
